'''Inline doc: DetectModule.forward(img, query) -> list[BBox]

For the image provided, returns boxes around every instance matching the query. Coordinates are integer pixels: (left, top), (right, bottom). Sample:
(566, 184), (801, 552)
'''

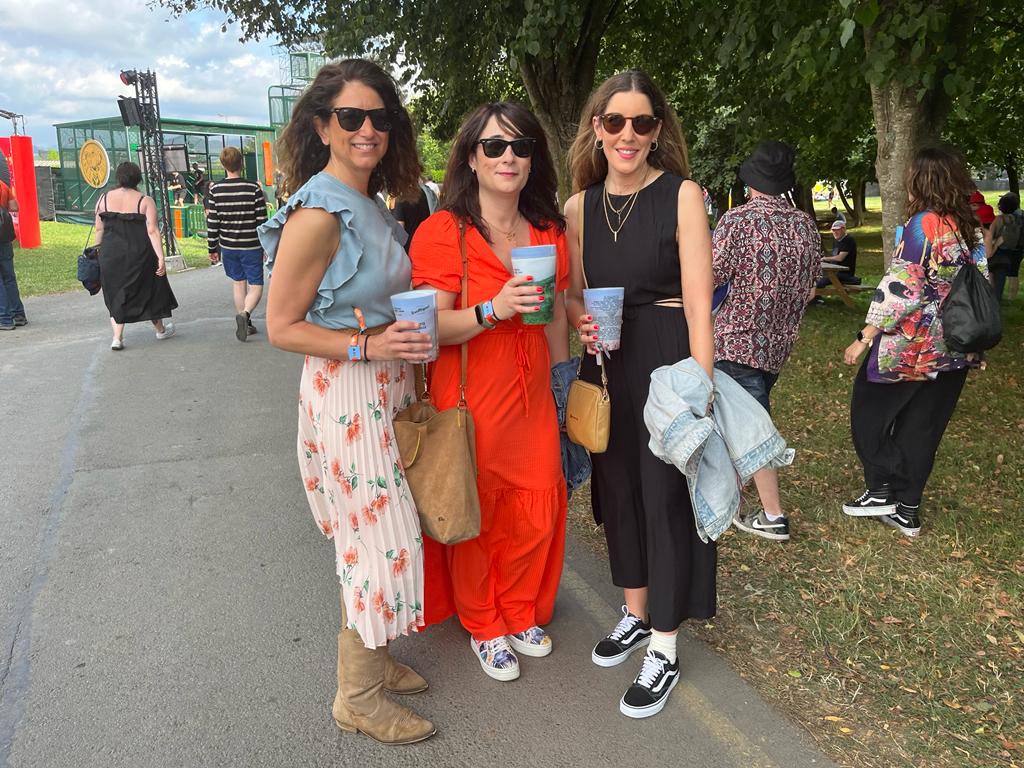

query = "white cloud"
(0, 0), (290, 148)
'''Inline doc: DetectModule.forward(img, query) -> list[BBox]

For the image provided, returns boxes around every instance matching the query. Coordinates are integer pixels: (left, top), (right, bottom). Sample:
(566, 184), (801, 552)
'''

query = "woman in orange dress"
(410, 102), (569, 681)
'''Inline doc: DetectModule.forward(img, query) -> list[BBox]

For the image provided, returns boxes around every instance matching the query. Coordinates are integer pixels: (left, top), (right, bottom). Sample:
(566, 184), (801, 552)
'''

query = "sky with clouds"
(0, 0), (286, 149)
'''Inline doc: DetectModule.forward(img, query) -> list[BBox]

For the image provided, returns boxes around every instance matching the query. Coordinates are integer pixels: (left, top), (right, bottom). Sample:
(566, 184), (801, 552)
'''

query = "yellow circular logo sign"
(79, 140), (110, 189)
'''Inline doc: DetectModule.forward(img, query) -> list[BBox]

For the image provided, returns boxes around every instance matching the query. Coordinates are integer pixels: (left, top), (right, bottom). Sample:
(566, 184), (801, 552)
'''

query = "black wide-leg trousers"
(850, 361), (968, 507)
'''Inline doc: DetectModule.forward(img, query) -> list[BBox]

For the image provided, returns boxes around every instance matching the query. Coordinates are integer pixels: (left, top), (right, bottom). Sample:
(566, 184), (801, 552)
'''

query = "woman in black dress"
(94, 162), (178, 350)
(564, 71), (715, 719)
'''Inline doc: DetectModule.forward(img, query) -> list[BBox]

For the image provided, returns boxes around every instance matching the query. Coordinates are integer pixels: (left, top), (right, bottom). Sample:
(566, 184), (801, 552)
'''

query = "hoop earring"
(650, 140), (659, 152)
(594, 139), (604, 151)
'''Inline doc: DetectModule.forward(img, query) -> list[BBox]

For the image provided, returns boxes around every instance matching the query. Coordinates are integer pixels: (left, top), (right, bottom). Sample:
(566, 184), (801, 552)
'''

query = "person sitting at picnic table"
(817, 220), (860, 286)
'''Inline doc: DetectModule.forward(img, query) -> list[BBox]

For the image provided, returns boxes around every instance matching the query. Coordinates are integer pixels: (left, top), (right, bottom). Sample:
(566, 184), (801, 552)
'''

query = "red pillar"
(9, 136), (41, 248)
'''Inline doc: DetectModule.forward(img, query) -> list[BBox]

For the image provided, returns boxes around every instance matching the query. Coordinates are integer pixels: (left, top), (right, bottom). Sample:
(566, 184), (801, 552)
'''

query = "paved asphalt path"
(0, 266), (836, 768)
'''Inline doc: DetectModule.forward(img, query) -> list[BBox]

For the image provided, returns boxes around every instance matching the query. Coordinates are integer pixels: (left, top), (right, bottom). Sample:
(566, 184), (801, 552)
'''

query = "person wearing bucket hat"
(712, 141), (821, 543)
(738, 141), (796, 195)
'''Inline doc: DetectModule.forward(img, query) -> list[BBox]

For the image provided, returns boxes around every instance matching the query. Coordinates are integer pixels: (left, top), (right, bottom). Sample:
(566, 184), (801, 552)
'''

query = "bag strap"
(458, 220), (470, 406)
(576, 191), (608, 390)
(577, 190), (589, 290)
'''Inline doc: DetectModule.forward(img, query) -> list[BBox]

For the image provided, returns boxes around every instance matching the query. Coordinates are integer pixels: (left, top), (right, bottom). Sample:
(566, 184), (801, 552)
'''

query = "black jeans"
(850, 361), (968, 506)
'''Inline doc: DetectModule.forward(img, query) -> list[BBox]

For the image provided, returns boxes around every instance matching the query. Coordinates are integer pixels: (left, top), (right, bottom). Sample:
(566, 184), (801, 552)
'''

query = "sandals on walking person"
(262, 59), (435, 745)
(93, 162), (178, 350)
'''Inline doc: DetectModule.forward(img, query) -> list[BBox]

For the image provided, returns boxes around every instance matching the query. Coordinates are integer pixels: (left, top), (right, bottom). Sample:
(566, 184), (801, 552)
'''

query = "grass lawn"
(568, 205), (1023, 767)
(12, 221), (212, 298)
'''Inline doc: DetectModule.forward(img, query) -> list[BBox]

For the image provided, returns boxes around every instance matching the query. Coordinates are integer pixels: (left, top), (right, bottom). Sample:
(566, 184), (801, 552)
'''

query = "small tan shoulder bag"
(565, 193), (611, 453)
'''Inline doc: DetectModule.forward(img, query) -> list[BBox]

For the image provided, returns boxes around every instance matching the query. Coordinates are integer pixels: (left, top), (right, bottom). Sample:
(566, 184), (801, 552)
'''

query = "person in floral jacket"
(841, 146), (987, 538)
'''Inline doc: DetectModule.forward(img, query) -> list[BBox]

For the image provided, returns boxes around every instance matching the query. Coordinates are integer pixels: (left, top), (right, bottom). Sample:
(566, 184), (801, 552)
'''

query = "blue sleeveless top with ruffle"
(258, 172), (411, 329)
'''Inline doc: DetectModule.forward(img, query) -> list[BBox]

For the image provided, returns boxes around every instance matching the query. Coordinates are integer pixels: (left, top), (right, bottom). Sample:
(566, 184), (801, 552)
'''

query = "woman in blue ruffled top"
(259, 59), (436, 746)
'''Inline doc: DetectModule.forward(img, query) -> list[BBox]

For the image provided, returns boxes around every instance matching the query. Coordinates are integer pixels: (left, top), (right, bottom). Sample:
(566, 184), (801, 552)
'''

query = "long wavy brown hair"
(905, 146), (978, 252)
(442, 102), (564, 243)
(276, 59), (422, 199)
(568, 70), (689, 193)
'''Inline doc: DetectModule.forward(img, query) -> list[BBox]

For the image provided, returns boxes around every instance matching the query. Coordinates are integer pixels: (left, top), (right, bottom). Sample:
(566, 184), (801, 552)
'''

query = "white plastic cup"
(510, 245), (557, 325)
(390, 289), (438, 362)
(583, 287), (625, 351)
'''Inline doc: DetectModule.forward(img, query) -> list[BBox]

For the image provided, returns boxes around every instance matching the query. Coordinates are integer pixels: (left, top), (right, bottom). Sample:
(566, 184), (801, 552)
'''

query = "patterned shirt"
(712, 195), (822, 374)
(865, 211), (987, 382)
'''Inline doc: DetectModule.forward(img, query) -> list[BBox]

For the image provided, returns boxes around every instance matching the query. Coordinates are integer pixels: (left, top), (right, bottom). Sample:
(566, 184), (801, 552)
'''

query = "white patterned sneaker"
(507, 626), (552, 657)
(155, 322), (175, 340)
(470, 636), (520, 681)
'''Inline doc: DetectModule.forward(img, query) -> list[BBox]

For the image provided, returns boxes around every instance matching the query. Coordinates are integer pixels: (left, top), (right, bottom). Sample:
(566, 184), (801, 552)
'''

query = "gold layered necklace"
(602, 166), (650, 243)
(484, 213), (521, 243)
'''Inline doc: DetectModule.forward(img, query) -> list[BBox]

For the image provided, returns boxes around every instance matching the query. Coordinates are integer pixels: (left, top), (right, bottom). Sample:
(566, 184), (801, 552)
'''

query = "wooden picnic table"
(815, 262), (873, 309)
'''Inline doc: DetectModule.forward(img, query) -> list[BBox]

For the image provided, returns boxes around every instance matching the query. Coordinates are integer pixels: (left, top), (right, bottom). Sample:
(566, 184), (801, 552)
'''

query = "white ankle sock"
(763, 510), (785, 521)
(648, 630), (677, 663)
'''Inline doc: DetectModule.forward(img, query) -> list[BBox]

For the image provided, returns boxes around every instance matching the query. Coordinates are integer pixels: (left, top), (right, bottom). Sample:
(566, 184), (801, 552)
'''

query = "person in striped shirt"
(207, 147), (269, 341)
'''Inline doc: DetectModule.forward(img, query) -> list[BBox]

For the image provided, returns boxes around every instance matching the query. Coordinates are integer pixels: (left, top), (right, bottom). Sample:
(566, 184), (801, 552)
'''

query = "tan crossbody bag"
(565, 195), (611, 453)
(393, 222), (481, 544)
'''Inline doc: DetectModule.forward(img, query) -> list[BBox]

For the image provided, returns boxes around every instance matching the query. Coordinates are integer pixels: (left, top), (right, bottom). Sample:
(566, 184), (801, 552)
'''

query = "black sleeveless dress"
(98, 194), (178, 324)
(580, 172), (716, 630)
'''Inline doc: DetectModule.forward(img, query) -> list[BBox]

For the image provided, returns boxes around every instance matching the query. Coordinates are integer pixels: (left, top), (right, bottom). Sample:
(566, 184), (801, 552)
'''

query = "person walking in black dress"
(564, 71), (716, 719)
(94, 162), (178, 350)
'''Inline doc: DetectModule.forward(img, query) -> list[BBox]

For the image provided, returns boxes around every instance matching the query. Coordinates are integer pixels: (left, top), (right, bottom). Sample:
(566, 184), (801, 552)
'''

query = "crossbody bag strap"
(458, 220), (469, 406)
(576, 190), (607, 388)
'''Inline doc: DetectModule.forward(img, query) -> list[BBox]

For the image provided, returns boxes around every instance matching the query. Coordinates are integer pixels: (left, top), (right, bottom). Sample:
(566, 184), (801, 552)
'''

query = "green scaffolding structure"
(54, 117), (276, 223)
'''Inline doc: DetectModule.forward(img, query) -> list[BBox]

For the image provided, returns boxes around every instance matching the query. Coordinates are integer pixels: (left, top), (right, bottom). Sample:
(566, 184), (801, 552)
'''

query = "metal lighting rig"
(119, 69), (185, 270)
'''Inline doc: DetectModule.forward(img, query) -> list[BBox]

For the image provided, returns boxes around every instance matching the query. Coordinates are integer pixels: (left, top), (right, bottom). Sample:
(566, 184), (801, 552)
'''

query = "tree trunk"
(852, 178), (866, 227)
(836, 182), (855, 219)
(730, 177), (746, 210)
(792, 180), (816, 218)
(869, 81), (941, 266)
(518, 1), (617, 203)
(863, 11), (970, 265)
(1008, 151), (1020, 197)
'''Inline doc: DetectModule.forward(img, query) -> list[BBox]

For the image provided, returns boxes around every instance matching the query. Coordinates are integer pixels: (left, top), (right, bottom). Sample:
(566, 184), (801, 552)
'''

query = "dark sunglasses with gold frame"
(596, 113), (661, 136)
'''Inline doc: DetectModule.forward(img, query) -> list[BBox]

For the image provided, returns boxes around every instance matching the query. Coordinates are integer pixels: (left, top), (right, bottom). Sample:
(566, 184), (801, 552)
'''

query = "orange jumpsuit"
(410, 211), (568, 640)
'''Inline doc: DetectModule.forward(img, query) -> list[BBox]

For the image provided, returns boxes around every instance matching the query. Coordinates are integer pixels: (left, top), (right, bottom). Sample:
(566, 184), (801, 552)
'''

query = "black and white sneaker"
(842, 487), (896, 517)
(619, 650), (680, 719)
(733, 509), (790, 541)
(592, 606), (652, 667)
(880, 503), (921, 537)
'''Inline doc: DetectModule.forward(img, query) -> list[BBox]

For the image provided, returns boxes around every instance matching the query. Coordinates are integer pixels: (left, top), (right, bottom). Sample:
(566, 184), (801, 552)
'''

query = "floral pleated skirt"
(296, 355), (424, 648)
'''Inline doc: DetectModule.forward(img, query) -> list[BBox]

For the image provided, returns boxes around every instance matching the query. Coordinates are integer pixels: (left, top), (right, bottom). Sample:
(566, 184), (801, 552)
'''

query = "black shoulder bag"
(941, 239), (1002, 353)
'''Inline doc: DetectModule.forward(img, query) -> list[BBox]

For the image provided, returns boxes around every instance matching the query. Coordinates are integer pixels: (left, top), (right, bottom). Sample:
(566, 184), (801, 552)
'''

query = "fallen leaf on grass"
(839, 727), (853, 734)
(881, 616), (903, 624)
(787, 669), (803, 678)
(943, 698), (962, 709)
(823, 715), (843, 722)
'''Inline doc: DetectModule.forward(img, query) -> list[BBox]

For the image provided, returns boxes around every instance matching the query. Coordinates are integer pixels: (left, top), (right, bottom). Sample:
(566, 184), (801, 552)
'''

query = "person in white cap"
(819, 220), (860, 286)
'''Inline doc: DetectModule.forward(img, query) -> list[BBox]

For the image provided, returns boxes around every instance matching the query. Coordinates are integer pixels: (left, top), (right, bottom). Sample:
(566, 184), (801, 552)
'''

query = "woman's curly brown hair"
(905, 145), (978, 252)
(276, 59), (421, 199)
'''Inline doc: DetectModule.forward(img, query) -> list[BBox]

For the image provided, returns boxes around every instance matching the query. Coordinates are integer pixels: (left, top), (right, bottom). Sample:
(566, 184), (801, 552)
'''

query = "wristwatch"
(856, 330), (870, 345)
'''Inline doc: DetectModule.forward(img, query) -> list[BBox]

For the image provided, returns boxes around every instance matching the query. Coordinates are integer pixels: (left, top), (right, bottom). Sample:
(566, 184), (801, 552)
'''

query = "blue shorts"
(221, 247), (265, 285)
(715, 359), (779, 415)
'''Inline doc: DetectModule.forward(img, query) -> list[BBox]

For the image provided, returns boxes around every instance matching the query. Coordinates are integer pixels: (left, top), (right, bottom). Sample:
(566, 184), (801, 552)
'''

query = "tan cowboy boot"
(332, 628), (436, 745)
(337, 594), (427, 694)
(383, 650), (429, 695)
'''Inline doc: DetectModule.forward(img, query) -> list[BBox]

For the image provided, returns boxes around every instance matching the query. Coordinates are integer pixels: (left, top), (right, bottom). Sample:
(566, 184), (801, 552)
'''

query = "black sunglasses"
(476, 137), (536, 159)
(327, 107), (394, 132)
(597, 113), (661, 136)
